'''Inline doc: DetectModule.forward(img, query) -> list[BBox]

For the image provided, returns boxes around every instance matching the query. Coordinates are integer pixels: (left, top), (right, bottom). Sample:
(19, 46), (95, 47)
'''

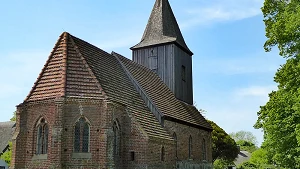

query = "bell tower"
(131, 0), (193, 104)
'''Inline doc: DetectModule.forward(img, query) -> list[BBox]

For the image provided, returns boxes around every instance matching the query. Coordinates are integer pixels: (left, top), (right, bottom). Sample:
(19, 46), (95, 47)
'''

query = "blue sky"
(0, 0), (284, 145)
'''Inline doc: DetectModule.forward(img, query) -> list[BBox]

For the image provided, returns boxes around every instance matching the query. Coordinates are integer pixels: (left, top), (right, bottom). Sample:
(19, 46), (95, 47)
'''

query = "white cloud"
(198, 52), (284, 75)
(234, 85), (277, 102)
(181, 0), (264, 29)
(235, 85), (276, 97)
(198, 84), (277, 146)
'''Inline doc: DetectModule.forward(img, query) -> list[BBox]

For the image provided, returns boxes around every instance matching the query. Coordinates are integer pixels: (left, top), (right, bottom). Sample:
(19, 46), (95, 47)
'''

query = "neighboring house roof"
(0, 121), (15, 153)
(234, 151), (251, 166)
(131, 0), (193, 55)
(25, 32), (211, 140)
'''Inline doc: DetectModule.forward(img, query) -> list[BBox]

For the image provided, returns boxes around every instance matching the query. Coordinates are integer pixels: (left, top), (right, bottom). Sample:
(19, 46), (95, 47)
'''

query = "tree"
(255, 0), (300, 168)
(262, 0), (300, 58)
(249, 148), (269, 168)
(213, 159), (234, 169)
(229, 131), (257, 145)
(235, 140), (257, 153)
(237, 161), (257, 169)
(207, 120), (239, 162)
(0, 142), (12, 166)
(0, 112), (16, 166)
(10, 111), (16, 121)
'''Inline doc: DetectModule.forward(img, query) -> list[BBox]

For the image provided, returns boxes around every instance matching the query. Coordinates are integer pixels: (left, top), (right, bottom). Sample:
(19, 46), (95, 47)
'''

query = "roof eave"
(130, 41), (193, 56)
(164, 116), (213, 131)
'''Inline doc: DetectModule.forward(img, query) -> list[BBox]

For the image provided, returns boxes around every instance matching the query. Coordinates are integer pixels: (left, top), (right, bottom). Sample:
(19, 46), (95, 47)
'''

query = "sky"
(0, 0), (285, 145)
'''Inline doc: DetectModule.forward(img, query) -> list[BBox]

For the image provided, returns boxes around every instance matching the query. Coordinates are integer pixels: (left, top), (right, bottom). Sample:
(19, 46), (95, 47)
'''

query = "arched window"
(161, 146), (165, 161)
(188, 135), (192, 159)
(173, 132), (177, 158)
(202, 139), (206, 160)
(36, 118), (48, 155)
(74, 117), (90, 152)
(113, 121), (120, 156)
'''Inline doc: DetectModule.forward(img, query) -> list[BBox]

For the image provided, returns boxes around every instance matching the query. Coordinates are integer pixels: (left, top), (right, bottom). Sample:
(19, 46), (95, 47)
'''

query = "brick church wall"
(11, 97), (211, 169)
(12, 97), (158, 169)
(164, 120), (212, 163)
(12, 99), (58, 169)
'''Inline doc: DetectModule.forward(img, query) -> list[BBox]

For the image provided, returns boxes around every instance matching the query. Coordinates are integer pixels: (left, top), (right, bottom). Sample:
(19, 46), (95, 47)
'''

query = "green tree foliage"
(256, 0), (300, 168)
(249, 148), (270, 168)
(237, 161), (257, 169)
(262, 0), (300, 58)
(230, 131), (257, 145)
(213, 159), (234, 169)
(10, 111), (16, 121)
(207, 120), (239, 162)
(0, 142), (12, 166)
(236, 140), (257, 153)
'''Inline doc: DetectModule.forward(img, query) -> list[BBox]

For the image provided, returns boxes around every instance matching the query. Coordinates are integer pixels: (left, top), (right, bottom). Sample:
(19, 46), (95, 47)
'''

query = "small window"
(130, 151), (135, 161)
(74, 117), (90, 153)
(149, 56), (158, 72)
(113, 121), (120, 156)
(161, 146), (165, 161)
(36, 118), (48, 155)
(173, 133), (177, 158)
(188, 135), (192, 159)
(181, 65), (186, 81)
(202, 139), (207, 160)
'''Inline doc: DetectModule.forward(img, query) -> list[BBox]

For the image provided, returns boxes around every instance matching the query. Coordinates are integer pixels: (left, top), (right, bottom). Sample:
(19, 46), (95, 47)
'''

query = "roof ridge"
(112, 51), (165, 125)
(25, 32), (68, 101)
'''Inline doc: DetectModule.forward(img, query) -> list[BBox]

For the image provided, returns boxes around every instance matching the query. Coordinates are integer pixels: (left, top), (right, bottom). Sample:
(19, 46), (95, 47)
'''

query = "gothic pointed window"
(74, 117), (90, 153)
(173, 132), (177, 158)
(202, 139), (207, 160)
(113, 121), (120, 156)
(36, 118), (48, 155)
(188, 135), (192, 159)
(161, 146), (165, 161)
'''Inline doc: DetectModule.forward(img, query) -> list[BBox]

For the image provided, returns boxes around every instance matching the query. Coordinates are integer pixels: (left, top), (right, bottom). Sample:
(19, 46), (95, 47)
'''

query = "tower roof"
(131, 0), (193, 55)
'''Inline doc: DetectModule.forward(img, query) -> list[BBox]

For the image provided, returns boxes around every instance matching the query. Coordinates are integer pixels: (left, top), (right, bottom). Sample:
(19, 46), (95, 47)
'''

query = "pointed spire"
(131, 0), (193, 55)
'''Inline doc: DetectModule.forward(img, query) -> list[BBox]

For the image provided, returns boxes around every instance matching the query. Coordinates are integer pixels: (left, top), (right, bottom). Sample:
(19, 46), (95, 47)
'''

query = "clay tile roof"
(26, 32), (105, 101)
(68, 34), (173, 140)
(131, 0), (193, 55)
(115, 52), (212, 131)
(0, 121), (15, 153)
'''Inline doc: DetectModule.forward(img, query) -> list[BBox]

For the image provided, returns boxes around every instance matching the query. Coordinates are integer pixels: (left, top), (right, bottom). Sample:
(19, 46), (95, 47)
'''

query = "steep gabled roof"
(115, 52), (212, 130)
(0, 121), (15, 153)
(26, 32), (172, 140)
(131, 0), (193, 55)
(26, 32), (105, 101)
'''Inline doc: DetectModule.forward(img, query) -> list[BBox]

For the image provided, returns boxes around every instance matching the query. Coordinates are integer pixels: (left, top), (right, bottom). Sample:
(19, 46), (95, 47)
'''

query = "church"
(11, 0), (213, 168)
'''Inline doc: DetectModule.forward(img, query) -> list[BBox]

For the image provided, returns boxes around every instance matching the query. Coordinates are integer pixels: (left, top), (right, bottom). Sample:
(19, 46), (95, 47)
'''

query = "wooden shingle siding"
(173, 44), (193, 105)
(132, 43), (193, 105)
(132, 44), (176, 93)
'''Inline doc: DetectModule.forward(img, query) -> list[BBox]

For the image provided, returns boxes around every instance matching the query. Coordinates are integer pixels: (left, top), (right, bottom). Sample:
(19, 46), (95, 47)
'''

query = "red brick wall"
(164, 120), (212, 163)
(60, 98), (107, 168)
(11, 97), (212, 169)
(12, 99), (58, 169)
